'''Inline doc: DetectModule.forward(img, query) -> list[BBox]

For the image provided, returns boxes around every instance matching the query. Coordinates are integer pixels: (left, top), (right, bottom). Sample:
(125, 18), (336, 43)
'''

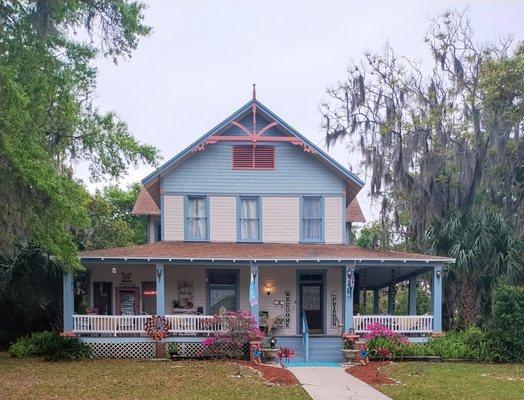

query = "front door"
(299, 273), (324, 334)
(116, 287), (140, 315)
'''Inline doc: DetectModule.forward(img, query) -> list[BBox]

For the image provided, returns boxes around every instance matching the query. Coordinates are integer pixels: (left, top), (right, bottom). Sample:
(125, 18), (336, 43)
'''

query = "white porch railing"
(73, 315), (222, 336)
(354, 315), (433, 334)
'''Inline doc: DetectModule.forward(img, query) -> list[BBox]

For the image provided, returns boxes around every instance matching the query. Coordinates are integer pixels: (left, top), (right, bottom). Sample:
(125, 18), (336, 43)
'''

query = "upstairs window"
(232, 145), (275, 169)
(301, 196), (323, 242)
(238, 197), (261, 242)
(185, 196), (208, 241)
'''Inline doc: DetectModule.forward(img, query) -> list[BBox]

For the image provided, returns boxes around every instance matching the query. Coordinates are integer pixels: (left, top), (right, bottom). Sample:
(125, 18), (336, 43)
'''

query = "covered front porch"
(65, 243), (450, 344)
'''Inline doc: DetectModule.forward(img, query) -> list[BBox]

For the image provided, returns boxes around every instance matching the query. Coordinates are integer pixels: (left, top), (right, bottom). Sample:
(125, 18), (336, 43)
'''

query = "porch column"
(249, 263), (259, 324)
(431, 265), (443, 332)
(156, 264), (165, 315)
(343, 264), (355, 332)
(408, 276), (417, 315)
(387, 285), (395, 314)
(63, 271), (74, 334)
(373, 289), (380, 314)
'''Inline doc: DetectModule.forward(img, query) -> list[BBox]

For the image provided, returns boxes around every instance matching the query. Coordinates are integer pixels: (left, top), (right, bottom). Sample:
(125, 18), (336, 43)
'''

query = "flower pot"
(341, 348), (359, 363)
(262, 348), (279, 361)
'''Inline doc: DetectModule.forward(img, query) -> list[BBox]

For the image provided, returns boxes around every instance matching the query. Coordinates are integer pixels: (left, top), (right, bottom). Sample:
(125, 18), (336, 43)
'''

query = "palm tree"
(426, 210), (523, 329)
(0, 242), (66, 338)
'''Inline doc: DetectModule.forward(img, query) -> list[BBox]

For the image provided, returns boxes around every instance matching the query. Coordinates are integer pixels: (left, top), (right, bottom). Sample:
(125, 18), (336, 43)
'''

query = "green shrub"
(167, 343), (179, 359)
(9, 337), (37, 358)
(42, 336), (91, 361)
(366, 327), (494, 361)
(428, 331), (474, 360)
(486, 284), (524, 362)
(9, 332), (90, 361)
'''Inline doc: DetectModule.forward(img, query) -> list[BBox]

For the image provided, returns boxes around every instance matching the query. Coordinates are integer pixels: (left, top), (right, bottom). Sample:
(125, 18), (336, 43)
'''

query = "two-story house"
(64, 91), (453, 361)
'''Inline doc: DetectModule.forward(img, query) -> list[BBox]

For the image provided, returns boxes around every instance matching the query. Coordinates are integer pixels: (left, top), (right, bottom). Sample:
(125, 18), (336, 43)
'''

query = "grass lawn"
(378, 362), (524, 400)
(0, 353), (309, 400)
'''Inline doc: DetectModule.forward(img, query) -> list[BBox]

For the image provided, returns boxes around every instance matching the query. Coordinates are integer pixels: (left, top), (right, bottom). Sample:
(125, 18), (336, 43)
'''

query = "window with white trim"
(301, 196), (323, 242)
(186, 196), (208, 240)
(238, 197), (261, 241)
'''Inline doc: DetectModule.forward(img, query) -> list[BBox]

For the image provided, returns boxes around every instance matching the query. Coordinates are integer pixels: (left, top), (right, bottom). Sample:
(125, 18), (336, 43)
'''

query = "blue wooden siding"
(162, 142), (345, 195)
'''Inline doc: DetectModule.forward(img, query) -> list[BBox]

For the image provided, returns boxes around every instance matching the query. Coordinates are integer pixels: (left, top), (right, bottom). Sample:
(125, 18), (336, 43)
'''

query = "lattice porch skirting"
(88, 341), (156, 358)
(82, 338), (248, 359)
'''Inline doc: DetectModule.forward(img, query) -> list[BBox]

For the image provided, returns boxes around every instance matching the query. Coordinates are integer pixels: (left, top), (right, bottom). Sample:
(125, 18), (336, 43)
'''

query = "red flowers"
(376, 347), (392, 359)
(277, 347), (295, 368)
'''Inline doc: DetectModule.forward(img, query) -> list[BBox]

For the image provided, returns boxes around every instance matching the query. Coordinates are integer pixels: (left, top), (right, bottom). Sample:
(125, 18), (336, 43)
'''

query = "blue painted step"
(274, 336), (344, 363)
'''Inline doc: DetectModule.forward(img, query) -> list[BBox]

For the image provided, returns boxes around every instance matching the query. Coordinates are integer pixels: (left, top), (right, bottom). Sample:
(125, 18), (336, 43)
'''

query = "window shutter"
(233, 146), (254, 168)
(233, 145), (275, 169)
(254, 146), (275, 169)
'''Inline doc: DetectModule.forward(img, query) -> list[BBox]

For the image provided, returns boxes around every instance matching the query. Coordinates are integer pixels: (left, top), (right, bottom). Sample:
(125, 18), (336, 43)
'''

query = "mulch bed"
(236, 361), (300, 386)
(346, 361), (396, 385)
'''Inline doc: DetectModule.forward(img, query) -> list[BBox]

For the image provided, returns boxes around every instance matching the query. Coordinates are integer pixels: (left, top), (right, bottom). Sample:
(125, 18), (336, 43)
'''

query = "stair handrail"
(301, 310), (309, 363)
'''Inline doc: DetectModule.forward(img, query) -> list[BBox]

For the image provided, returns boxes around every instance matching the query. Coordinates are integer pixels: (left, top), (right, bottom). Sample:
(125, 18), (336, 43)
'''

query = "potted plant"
(261, 336), (279, 361)
(341, 332), (360, 363)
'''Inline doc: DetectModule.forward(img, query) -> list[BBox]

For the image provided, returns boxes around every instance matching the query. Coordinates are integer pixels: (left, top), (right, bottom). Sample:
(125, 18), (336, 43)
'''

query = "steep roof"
(141, 98), (364, 200)
(347, 198), (366, 223)
(131, 185), (160, 215)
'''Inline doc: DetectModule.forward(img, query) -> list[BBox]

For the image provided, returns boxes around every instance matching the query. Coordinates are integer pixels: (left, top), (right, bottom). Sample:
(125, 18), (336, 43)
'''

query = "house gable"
(142, 94), (364, 200)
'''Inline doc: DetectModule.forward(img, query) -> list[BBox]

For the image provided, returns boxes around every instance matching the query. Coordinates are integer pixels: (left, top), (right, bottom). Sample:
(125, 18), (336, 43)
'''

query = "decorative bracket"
(191, 85), (317, 153)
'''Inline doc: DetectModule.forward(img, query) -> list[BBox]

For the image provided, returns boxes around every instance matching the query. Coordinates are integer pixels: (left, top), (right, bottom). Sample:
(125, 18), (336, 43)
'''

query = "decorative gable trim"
(142, 90), (364, 192)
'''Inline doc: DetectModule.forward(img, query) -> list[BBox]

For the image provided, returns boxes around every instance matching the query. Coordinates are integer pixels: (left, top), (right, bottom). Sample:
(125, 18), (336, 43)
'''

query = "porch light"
(266, 285), (272, 296)
(112, 267), (117, 274)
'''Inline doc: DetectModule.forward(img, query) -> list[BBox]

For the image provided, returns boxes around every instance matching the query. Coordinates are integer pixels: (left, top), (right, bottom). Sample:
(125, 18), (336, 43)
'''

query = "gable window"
(238, 197), (261, 242)
(232, 145), (275, 169)
(185, 195), (208, 241)
(301, 196), (323, 242)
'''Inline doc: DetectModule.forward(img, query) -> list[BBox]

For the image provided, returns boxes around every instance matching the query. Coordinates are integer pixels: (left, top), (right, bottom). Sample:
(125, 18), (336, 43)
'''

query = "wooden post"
(408, 276), (417, 315)
(62, 271), (74, 335)
(156, 264), (165, 315)
(343, 265), (355, 332)
(249, 262), (259, 324)
(373, 288), (380, 314)
(432, 265), (443, 332)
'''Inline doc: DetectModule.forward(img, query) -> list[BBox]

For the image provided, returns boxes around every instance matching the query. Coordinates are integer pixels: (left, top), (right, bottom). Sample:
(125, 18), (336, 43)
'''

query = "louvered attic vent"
(232, 145), (275, 169)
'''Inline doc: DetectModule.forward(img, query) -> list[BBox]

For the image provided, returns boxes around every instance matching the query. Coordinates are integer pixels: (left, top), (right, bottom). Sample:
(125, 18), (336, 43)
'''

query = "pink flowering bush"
(364, 323), (410, 358)
(201, 311), (264, 359)
(364, 323), (409, 344)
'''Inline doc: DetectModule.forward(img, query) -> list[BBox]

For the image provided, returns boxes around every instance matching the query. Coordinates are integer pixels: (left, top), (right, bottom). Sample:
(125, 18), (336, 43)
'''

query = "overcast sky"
(76, 0), (524, 222)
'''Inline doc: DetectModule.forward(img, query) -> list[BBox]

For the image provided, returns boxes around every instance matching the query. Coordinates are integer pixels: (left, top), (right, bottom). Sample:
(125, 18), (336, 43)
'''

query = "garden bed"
(235, 361), (300, 386)
(346, 361), (396, 385)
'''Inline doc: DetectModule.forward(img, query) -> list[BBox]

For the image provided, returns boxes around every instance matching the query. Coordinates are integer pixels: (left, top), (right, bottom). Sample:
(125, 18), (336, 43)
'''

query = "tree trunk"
(456, 279), (478, 328)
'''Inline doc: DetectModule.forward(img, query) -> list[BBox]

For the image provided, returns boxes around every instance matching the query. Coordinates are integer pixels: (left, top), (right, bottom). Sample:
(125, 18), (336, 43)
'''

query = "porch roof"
(79, 241), (454, 264)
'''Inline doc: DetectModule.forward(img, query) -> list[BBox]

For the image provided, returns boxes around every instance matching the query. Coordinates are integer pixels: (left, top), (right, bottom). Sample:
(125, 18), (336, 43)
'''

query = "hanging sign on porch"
(284, 291), (291, 328)
(331, 291), (338, 329)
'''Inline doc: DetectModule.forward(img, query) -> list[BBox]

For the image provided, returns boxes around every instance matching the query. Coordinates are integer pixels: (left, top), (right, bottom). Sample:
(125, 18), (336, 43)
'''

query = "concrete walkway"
(289, 366), (391, 400)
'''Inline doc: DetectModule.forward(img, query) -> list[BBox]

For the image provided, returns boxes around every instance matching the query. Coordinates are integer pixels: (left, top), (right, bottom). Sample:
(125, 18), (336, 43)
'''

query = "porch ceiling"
(79, 241), (454, 265)
(356, 264), (433, 289)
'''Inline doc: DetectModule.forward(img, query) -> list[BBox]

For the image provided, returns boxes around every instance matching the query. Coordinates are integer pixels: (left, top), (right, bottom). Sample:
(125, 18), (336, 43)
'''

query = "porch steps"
(275, 336), (344, 363)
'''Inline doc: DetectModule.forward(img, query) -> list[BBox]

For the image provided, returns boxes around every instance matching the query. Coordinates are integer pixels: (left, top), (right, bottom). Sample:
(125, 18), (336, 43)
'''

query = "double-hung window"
(301, 196), (323, 242)
(238, 197), (261, 242)
(186, 196), (208, 241)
